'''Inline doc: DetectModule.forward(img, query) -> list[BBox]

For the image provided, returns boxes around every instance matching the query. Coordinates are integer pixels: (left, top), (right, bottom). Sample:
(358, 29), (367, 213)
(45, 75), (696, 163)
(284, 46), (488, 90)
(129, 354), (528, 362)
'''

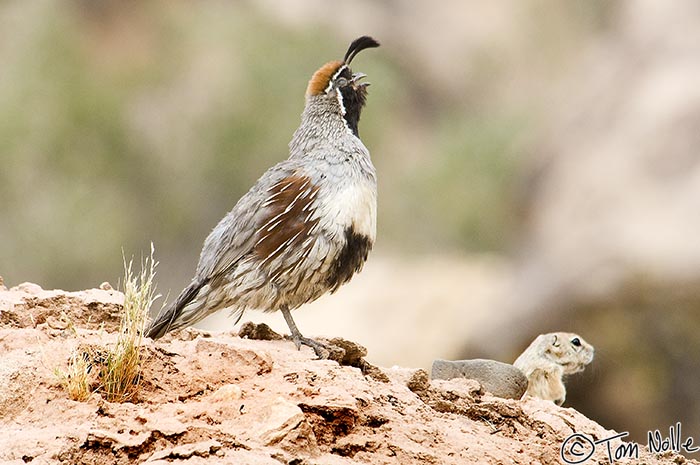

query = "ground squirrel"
(513, 332), (594, 405)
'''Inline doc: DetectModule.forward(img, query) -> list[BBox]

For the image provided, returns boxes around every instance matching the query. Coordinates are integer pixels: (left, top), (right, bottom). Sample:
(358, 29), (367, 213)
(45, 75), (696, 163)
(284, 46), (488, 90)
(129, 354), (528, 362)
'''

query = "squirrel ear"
(552, 334), (560, 347)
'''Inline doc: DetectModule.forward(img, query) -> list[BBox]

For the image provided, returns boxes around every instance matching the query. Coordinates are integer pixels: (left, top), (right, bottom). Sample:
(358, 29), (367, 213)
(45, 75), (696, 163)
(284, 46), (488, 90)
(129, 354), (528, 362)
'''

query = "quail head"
(146, 36), (380, 357)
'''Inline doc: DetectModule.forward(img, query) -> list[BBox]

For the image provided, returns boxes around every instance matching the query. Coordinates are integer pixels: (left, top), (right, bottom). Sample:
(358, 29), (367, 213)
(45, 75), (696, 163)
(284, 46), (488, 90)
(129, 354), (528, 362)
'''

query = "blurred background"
(2, 0), (700, 442)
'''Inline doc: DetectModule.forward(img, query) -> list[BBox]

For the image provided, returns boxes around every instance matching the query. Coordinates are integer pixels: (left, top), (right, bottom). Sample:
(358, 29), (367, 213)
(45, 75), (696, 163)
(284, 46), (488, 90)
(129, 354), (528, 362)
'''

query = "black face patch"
(339, 84), (368, 137)
(326, 226), (373, 292)
(335, 66), (353, 82)
(332, 66), (368, 137)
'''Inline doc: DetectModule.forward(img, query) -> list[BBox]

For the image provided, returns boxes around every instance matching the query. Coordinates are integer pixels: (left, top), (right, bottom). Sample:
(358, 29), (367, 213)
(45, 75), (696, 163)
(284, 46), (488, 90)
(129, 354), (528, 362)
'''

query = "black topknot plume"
(344, 36), (380, 65)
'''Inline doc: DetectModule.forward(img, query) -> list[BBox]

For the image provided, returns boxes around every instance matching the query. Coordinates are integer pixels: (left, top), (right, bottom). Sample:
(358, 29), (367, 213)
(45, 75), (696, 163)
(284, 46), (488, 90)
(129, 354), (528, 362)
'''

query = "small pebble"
(211, 384), (242, 402)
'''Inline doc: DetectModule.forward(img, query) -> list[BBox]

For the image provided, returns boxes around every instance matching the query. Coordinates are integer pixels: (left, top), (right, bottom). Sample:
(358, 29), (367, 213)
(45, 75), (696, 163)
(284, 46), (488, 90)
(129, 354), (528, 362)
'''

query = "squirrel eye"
(335, 77), (349, 88)
(571, 337), (581, 347)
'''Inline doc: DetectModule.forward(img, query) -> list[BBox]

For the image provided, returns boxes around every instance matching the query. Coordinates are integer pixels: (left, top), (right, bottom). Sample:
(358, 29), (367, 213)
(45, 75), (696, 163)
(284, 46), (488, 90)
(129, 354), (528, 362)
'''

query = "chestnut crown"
(305, 36), (380, 136)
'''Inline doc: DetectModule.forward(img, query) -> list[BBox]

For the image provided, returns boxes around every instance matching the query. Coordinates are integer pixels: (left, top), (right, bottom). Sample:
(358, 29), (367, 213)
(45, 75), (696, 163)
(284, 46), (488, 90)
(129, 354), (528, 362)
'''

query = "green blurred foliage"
(407, 114), (524, 251)
(0, 1), (607, 290)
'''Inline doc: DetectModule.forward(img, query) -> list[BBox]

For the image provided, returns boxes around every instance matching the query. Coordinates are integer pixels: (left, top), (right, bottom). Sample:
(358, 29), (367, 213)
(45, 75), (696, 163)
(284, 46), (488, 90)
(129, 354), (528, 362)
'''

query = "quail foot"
(146, 36), (380, 358)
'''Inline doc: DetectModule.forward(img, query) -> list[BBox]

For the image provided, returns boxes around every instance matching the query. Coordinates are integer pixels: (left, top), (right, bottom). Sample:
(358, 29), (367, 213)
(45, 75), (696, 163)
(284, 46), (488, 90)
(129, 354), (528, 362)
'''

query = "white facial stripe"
(331, 64), (348, 81)
(324, 64), (349, 94)
(336, 89), (346, 116)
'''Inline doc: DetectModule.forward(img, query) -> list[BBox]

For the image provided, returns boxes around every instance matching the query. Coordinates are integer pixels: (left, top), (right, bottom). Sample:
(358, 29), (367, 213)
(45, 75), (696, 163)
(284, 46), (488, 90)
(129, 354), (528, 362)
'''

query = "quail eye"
(335, 77), (349, 88)
(571, 337), (581, 347)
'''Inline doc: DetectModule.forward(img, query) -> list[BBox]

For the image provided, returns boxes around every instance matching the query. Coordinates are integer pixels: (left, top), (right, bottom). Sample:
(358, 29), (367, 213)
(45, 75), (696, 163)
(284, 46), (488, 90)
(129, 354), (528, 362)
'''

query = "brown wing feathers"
(147, 175), (320, 339)
(254, 175), (320, 270)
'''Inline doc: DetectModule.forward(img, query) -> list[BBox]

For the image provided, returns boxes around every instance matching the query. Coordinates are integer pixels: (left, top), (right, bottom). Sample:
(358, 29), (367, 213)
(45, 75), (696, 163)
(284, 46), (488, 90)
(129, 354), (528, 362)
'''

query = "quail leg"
(280, 306), (331, 359)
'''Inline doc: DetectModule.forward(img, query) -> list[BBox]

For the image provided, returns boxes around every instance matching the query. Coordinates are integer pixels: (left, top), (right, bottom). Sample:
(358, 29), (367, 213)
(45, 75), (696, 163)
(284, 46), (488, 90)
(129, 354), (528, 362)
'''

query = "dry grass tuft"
(56, 244), (160, 402)
(55, 349), (92, 402)
(101, 244), (159, 401)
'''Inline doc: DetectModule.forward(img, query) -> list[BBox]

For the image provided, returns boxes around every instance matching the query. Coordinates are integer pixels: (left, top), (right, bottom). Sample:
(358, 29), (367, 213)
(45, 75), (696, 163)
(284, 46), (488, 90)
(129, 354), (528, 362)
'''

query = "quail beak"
(351, 72), (370, 88)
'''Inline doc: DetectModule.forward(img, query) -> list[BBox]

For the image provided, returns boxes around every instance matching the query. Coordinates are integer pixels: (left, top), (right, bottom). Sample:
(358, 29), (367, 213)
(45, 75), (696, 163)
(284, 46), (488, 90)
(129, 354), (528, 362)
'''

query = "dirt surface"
(1, 283), (695, 464)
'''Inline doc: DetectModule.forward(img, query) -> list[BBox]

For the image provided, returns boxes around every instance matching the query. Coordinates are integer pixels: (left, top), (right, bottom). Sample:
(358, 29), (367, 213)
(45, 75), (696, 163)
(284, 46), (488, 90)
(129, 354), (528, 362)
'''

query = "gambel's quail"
(146, 36), (380, 357)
